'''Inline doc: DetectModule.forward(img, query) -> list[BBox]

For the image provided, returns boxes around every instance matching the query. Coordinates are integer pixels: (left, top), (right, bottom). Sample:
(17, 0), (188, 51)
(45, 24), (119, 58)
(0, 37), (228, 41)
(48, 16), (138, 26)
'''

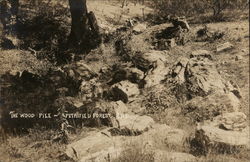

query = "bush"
(17, 1), (70, 64)
(151, 0), (248, 22)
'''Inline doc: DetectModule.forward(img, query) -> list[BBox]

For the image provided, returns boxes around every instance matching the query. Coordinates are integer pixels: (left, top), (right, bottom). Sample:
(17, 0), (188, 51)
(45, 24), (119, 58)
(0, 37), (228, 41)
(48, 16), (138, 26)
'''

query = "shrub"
(151, 0), (248, 22)
(17, 1), (70, 64)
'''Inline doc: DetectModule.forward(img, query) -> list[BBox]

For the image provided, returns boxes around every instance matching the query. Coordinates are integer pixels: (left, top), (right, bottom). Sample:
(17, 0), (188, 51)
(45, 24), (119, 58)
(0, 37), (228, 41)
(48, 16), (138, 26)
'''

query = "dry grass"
(0, 129), (68, 162)
(0, 50), (53, 76)
(113, 143), (155, 162)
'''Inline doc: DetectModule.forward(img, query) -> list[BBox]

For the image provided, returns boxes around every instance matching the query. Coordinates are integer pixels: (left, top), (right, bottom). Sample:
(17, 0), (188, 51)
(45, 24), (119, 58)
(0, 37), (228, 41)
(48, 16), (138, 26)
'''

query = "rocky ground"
(0, 1), (249, 162)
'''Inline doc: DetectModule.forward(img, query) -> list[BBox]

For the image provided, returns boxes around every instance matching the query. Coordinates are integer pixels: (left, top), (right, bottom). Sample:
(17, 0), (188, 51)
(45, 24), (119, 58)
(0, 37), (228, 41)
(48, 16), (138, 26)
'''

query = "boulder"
(190, 50), (213, 60)
(78, 100), (153, 130)
(110, 80), (140, 103)
(216, 42), (234, 52)
(65, 130), (124, 162)
(192, 112), (250, 155)
(80, 78), (103, 103)
(155, 38), (177, 50)
(98, 101), (155, 133)
(132, 50), (168, 72)
(112, 100), (129, 115)
(133, 50), (169, 88)
(154, 150), (196, 162)
(166, 38), (177, 48)
(170, 57), (189, 83)
(133, 23), (147, 34)
(83, 101), (128, 128)
(204, 112), (248, 131)
(117, 114), (155, 133)
(144, 66), (169, 88)
(169, 55), (226, 97)
(169, 52), (241, 99)
(127, 67), (144, 83)
(63, 61), (98, 81)
(65, 124), (187, 162)
(185, 56), (225, 95)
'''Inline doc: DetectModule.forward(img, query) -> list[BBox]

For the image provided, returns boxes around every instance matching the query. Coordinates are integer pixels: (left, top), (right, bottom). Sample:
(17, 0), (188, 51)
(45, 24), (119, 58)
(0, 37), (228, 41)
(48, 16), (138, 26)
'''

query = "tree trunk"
(68, 0), (101, 51)
(68, 0), (88, 48)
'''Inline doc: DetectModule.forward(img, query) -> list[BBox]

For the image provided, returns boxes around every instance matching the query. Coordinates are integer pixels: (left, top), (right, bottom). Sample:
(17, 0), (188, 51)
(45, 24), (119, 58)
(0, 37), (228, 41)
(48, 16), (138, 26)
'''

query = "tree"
(68, 0), (100, 50)
(68, 0), (88, 47)
(0, 0), (19, 34)
(0, 0), (100, 51)
(205, 0), (248, 16)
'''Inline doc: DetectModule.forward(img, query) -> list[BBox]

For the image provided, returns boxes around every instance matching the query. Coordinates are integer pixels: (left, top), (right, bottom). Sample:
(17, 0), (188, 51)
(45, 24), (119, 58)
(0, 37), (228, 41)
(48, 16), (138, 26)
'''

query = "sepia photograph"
(0, 0), (249, 161)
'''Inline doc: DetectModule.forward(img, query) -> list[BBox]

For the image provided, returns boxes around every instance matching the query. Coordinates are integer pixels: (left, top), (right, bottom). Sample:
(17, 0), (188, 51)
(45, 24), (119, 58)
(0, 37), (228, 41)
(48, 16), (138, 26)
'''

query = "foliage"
(17, 1), (70, 64)
(151, 0), (248, 22)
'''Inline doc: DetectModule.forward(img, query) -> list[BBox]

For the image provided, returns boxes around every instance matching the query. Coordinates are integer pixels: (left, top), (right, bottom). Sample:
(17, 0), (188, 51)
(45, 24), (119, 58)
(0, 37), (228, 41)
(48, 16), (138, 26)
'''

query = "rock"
(133, 23), (147, 34)
(133, 50), (169, 88)
(216, 42), (234, 52)
(190, 50), (213, 60)
(169, 53), (242, 102)
(83, 100), (128, 128)
(235, 55), (243, 61)
(170, 57), (189, 83)
(166, 38), (177, 48)
(144, 65), (169, 88)
(110, 80), (140, 103)
(65, 124), (187, 162)
(127, 67), (144, 82)
(117, 114), (155, 132)
(157, 39), (177, 50)
(133, 50), (168, 72)
(99, 66), (110, 74)
(91, 101), (154, 133)
(112, 100), (129, 115)
(80, 78), (103, 103)
(169, 55), (226, 97)
(64, 61), (98, 81)
(226, 92), (240, 110)
(192, 112), (250, 155)
(186, 56), (226, 95)
(204, 112), (248, 131)
(154, 150), (196, 162)
(85, 101), (153, 129)
(65, 130), (124, 162)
